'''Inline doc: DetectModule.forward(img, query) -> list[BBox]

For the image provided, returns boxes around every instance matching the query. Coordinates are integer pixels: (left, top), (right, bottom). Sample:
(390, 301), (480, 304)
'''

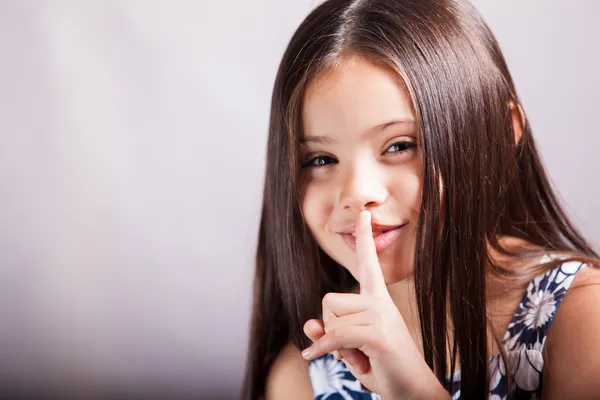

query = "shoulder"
(543, 264), (600, 398)
(265, 342), (314, 400)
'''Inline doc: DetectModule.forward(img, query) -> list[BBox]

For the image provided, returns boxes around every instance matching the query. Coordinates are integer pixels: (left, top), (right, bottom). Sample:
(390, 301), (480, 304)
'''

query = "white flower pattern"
(522, 289), (556, 329)
(308, 255), (587, 399)
(309, 353), (380, 399)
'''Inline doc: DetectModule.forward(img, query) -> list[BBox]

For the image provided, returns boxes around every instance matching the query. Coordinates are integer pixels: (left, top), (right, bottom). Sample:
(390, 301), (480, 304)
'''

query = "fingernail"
(301, 347), (313, 359)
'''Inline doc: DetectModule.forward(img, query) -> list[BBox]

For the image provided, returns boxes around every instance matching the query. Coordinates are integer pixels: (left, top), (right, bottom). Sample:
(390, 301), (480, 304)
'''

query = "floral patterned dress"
(308, 255), (588, 399)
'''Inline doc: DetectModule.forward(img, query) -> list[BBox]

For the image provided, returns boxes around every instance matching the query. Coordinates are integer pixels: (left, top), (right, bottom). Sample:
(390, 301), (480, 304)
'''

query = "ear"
(509, 101), (525, 145)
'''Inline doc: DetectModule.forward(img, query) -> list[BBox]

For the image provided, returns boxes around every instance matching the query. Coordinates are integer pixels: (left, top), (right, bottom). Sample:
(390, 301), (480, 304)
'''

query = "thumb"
(304, 319), (342, 360)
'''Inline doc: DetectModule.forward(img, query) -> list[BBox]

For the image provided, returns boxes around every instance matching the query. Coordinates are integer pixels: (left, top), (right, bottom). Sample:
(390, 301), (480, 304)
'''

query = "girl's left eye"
(385, 141), (416, 154)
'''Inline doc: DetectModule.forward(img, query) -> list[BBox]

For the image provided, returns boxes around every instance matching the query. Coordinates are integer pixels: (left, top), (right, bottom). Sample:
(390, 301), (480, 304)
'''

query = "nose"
(339, 161), (388, 211)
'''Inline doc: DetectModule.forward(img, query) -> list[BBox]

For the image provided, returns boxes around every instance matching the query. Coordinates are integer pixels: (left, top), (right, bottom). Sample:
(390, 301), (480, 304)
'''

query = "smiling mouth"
(341, 223), (407, 253)
(351, 230), (394, 238)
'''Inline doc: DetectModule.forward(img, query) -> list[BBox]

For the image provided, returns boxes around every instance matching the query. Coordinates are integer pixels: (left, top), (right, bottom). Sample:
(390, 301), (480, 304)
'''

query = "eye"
(384, 140), (416, 154)
(303, 155), (338, 168)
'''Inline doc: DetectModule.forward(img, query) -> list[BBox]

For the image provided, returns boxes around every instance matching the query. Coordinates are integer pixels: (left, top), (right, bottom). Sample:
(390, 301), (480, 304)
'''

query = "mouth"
(340, 223), (407, 253)
(350, 228), (395, 238)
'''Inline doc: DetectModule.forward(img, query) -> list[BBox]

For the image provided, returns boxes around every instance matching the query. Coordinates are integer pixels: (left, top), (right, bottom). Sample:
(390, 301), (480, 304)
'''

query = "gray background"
(0, 0), (598, 398)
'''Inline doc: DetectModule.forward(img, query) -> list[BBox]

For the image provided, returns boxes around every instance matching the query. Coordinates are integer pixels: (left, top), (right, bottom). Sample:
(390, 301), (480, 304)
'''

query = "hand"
(302, 210), (448, 399)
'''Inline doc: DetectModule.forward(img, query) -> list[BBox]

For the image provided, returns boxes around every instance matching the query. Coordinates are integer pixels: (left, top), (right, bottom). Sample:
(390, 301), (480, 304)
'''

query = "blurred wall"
(0, 0), (598, 398)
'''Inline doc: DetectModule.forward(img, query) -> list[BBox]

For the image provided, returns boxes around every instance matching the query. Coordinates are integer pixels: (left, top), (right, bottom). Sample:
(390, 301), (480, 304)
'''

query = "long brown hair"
(241, 0), (599, 398)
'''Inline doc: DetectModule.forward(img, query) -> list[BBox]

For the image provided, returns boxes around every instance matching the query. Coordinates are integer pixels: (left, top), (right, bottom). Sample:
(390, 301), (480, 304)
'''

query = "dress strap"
(503, 255), (587, 351)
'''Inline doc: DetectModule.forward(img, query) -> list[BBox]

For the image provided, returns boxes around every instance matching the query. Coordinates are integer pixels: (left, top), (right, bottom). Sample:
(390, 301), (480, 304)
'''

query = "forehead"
(302, 56), (415, 139)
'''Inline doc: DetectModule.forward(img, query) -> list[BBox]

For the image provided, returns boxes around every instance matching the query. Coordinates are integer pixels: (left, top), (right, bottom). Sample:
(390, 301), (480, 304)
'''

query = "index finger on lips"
(356, 210), (387, 296)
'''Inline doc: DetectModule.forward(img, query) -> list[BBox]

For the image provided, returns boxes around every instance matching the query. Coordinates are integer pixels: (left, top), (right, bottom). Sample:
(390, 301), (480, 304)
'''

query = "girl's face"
(300, 56), (423, 285)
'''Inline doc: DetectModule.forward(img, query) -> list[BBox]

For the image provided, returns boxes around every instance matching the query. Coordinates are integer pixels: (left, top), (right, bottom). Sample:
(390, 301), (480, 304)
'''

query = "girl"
(242, 0), (600, 398)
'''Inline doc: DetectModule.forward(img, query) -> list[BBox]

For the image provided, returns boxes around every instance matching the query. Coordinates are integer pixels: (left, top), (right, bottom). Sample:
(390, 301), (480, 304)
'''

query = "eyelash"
(302, 140), (416, 168)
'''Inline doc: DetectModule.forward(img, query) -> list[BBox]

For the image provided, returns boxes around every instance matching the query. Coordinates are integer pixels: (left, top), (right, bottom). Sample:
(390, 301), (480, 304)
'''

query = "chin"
(379, 254), (414, 285)
(382, 267), (413, 285)
(319, 239), (414, 285)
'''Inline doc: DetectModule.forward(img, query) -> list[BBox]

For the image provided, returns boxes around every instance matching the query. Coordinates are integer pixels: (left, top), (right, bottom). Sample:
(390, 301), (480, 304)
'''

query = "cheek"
(409, 176), (423, 210)
(390, 167), (423, 213)
(300, 182), (333, 235)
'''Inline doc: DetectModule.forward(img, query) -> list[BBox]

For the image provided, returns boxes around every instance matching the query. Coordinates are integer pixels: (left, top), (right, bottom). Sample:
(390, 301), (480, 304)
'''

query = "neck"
(375, 236), (544, 367)
(386, 276), (424, 355)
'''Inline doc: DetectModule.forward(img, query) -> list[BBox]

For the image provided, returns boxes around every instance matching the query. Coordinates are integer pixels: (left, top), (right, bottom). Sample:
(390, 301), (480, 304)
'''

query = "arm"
(265, 342), (314, 400)
(542, 266), (600, 399)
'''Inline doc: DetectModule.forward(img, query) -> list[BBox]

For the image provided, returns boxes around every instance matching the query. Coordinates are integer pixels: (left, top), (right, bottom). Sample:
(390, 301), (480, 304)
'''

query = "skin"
(302, 210), (448, 398)
(299, 55), (446, 398)
(294, 54), (600, 398)
(300, 56), (421, 288)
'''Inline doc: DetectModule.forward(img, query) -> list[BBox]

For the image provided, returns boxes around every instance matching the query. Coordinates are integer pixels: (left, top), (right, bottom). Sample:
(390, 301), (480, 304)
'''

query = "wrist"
(402, 364), (451, 400)
(409, 374), (451, 400)
(412, 384), (451, 400)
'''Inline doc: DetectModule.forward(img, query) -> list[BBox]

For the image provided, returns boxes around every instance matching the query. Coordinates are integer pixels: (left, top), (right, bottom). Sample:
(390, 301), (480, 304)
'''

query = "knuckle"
(324, 320), (334, 334)
(322, 292), (335, 307)
(330, 327), (344, 342)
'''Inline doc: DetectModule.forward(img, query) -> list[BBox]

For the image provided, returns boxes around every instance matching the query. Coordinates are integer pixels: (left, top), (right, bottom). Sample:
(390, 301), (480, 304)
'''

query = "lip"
(340, 223), (407, 253)
(337, 222), (404, 234)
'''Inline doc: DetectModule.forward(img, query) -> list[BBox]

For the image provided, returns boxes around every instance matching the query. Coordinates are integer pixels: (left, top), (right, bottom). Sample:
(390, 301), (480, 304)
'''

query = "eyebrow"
(301, 118), (416, 144)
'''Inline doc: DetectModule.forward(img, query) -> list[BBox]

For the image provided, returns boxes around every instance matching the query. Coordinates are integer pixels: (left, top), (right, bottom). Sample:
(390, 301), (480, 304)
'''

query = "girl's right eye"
(302, 155), (337, 168)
